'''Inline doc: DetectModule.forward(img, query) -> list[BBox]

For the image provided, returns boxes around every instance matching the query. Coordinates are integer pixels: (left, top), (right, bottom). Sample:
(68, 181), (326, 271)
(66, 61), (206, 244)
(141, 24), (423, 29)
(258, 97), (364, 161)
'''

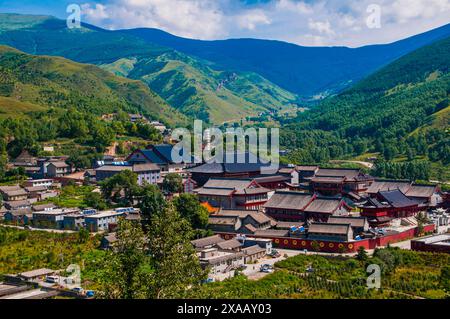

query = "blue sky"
(1, 0), (449, 47)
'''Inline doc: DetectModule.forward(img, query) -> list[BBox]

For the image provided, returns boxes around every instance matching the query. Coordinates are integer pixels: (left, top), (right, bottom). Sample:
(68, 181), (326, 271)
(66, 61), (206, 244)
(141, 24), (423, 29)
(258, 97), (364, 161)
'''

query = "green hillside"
(0, 45), (187, 126)
(282, 36), (450, 179)
(102, 51), (298, 123)
(0, 13), (299, 124)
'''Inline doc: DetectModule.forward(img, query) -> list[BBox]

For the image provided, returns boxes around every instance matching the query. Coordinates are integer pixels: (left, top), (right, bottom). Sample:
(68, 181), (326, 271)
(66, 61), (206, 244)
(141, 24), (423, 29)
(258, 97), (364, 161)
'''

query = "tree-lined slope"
(0, 45), (187, 126)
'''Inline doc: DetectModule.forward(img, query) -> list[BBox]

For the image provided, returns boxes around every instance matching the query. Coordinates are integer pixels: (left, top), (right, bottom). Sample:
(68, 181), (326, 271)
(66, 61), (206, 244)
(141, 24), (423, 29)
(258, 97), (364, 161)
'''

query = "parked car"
(71, 287), (84, 294)
(45, 275), (60, 284)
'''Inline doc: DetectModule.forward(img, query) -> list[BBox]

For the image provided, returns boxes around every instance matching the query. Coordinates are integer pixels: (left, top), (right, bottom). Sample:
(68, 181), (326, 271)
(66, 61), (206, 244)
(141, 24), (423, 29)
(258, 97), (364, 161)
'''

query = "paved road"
(1, 289), (49, 299)
(0, 224), (77, 234)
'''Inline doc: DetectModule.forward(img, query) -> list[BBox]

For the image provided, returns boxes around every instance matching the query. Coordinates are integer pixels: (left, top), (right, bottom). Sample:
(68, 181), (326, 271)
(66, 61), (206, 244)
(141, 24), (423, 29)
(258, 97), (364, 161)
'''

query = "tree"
(440, 265), (450, 293)
(84, 192), (108, 210)
(356, 246), (368, 262)
(162, 173), (183, 194)
(98, 218), (149, 299)
(173, 194), (209, 229)
(100, 170), (139, 205)
(146, 203), (206, 299)
(139, 185), (167, 226)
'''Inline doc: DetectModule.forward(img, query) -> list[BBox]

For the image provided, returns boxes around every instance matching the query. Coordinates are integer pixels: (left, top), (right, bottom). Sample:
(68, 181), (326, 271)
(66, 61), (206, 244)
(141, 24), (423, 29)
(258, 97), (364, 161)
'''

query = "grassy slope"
(0, 45), (188, 126)
(0, 13), (299, 125)
(103, 51), (299, 124)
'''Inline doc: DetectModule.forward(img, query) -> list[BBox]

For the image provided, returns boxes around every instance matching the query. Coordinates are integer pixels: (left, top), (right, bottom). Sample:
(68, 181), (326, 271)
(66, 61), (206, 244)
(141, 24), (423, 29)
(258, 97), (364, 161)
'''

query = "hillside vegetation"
(282, 37), (450, 179)
(0, 45), (187, 126)
(0, 13), (299, 124)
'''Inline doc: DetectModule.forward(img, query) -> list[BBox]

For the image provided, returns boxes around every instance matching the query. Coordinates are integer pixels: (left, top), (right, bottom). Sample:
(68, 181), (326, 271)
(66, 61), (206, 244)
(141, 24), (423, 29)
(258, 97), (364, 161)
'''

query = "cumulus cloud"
(79, 0), (450, 47)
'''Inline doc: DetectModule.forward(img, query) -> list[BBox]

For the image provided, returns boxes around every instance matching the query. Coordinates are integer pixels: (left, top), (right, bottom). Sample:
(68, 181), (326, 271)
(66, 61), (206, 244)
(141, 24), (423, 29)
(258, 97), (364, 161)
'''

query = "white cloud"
(237, 9), (272, 31)
(79, 0), (450, 47)
(308, 19), (335, 36)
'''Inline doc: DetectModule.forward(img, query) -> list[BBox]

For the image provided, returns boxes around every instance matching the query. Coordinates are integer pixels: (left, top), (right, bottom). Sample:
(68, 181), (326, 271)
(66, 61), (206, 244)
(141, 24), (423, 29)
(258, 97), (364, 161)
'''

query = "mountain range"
(0, 13), (449, 125)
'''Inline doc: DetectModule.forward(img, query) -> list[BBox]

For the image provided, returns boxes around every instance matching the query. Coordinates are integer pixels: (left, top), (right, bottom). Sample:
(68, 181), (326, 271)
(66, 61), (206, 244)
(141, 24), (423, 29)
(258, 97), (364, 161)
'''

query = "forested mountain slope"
(123, 23), (450, 98)
(0, 45), (187, 126)
(282, 36), (450, 179)
(0, 13), (298, 124)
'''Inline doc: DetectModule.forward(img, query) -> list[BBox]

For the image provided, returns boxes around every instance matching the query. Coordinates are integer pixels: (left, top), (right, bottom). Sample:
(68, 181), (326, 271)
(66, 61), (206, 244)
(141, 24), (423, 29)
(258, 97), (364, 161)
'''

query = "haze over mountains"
(0, 13), (449, 125)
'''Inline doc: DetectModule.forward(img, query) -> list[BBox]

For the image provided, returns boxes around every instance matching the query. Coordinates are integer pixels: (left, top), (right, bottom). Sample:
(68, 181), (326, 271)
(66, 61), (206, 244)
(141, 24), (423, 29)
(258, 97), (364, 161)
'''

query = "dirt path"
(330, 160), (374, 169)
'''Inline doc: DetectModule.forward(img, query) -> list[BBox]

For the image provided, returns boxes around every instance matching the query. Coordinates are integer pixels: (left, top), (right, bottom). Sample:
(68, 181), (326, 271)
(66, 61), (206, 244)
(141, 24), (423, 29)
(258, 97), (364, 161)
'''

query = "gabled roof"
(32, 203), (56, 211)
(242, 245), (266, 256)
(308, 222), (351, 235)
(367, 179), (412, 194)
(217, 209), (272, 225)
(327, 216), (367, 228)
(128, 144), (189, 165)
(296, 165), (319, 172)
(196, 178), (269, 197)
(0, 185), (22, 193)
(252, 175), (290, 184)
(48, 161), (69, 168)
(316, 168), (360, 179)
(208, 216), (239, 226)
(132, 163), (160, 172)
(2, 189), (28, 197)
(311, 176), (345, 183)
(191, 235), (225, 249)
(378, 190), (419, 208)
(216, 239), (242, 250)
(263, 191), (314, 211)
(405, 184), (438, 198)
(303, 198), (346, 214)
(189, 152), (271, 174)
(203, 178), (253, 190)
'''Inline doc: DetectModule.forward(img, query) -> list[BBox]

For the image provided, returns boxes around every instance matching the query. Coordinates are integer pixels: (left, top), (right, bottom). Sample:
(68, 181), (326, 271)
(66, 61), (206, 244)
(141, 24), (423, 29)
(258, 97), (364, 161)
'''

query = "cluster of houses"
(2, 202), (138, 233)
(191, 235), (272, 275)
(0, 181), (59, 222)
(11, 152), (73, 180)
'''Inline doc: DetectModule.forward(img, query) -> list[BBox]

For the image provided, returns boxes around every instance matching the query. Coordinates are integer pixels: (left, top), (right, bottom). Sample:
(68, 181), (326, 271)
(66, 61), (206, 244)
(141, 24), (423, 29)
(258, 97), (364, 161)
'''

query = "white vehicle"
(45, 275), (60, 284)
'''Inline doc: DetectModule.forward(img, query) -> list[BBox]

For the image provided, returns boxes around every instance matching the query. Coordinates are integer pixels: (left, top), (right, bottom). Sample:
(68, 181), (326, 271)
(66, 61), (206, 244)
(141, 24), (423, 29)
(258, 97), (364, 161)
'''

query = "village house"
(195, 178), (272, 210)
(24, 179), (54, 188)
(37, 156), (70, 178)
(46, 161), (72, 178)
(126, 144), (189, 173)
(32, 203), (56, 212)
(4, 209), (32, 225)
(84, 210), (126, 232)
(150, 121), (167, 133)
(95, 163), (161, 186)
(33, 208), (80, 229)
(191, 235), (226, 251)
(63, 213), (85, 230)
(198, 248), (245, 275)
(208, 209), (275, 235)
(0, 186), (28, 202)
(18, 269), (56, 283)
(4, 200), (31, 211)
(241, 245), (267, 263)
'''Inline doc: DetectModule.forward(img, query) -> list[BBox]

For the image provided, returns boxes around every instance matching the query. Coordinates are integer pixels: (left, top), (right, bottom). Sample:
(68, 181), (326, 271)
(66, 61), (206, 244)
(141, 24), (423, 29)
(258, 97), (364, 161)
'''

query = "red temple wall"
(217, 224), (435, 254)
